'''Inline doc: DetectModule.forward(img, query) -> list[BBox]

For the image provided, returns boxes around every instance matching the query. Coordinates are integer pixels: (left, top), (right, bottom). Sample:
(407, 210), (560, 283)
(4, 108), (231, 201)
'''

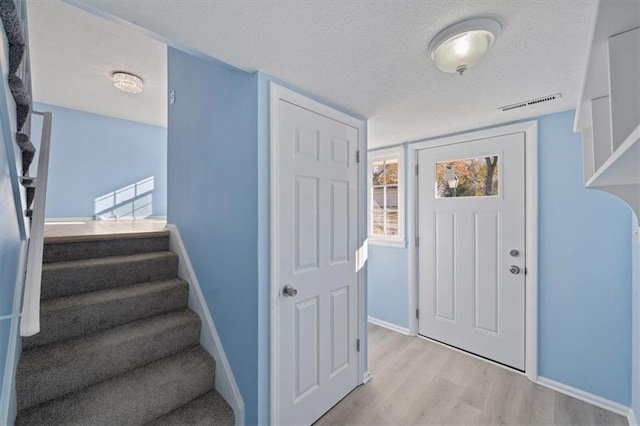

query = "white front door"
(418, 132), (526, 370)
(274, 95), (360, 425)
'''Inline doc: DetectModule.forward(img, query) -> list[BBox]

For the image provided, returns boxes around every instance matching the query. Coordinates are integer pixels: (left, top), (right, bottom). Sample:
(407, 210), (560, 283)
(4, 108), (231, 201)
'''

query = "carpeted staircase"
(14, 231), (235, 425)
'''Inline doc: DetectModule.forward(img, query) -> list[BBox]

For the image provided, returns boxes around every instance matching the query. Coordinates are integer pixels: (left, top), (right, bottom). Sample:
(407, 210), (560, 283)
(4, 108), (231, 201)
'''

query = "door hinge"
(416, 309), (419, 319)
(356, 150), (360, 163)
(415, 236), (419, 247)
(415, 164), (419, 175)
(356, 339), (361, 352)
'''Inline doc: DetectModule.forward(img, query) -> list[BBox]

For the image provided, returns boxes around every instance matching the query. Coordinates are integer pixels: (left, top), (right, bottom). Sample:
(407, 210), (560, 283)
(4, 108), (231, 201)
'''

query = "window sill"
(368, 239), (407, 248)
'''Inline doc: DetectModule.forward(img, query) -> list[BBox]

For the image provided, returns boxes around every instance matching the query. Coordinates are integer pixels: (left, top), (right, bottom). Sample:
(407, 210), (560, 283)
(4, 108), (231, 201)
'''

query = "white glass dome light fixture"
(112, 72), (144, 94)
(428, 18), (502, 75)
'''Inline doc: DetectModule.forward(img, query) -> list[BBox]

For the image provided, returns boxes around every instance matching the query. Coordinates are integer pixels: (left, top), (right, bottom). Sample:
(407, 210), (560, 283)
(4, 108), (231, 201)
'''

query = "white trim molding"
(407, 120), (538, 381)
(629, 408), (638, 426)
(166, 224), (244, 426)
(362, 371), (373, 384)
(537, 377), (630, 417)
(367, 316), (410, 335)
(269, 82), (366, 425)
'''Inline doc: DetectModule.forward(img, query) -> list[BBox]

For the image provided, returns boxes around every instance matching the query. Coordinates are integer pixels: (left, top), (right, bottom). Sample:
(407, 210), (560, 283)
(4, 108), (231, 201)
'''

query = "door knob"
(509, 265), (521, 275)
(510, 249), (520, 257)
(282, 285), (298, 297)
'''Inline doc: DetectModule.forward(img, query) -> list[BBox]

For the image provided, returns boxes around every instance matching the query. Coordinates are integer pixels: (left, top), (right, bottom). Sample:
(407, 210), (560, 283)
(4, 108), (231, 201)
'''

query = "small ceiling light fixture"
(112, 72), (144, 94)
(428, 18), (502, 75)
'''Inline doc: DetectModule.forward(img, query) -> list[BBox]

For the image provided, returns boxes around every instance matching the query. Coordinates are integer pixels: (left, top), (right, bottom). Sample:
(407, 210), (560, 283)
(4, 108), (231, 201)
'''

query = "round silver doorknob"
(509, 265), (521, 274)
(282, 285), (298, 297)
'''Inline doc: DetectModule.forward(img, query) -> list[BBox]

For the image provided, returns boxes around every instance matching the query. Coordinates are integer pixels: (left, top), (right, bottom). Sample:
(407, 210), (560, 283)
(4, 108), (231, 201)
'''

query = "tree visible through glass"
(372, 160), (398, 235)
(435, 156), (499, 198)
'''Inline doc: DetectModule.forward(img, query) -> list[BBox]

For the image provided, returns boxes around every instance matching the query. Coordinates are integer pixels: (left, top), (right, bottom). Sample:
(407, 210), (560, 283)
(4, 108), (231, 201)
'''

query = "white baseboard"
(537, 377), (629, 417)
(629, 408), (637, 426)
(167, 224), (244, 426)
(363, 371), (373, 384)
(367, 316), (410, 335)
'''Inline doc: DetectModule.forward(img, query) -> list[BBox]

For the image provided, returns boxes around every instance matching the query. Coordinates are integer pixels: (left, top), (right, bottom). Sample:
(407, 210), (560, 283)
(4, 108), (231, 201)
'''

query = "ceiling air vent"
(498, 93), (562, 112)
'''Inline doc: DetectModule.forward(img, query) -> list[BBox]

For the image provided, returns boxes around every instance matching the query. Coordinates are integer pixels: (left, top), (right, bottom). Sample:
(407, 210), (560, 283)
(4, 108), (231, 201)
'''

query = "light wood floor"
(43, 218), (167, 242)
(316, 324), (627, 426)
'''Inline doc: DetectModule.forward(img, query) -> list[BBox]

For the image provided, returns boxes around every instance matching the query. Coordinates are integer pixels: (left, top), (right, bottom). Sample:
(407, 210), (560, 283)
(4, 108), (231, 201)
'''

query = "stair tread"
(41, 251), (179, 300)
(43, 233), (170, 263)
(24, 279), (189, 350)
(40, 278), (187, 313)
(16, 347), (216, 426)
(18, 309), (202, 409)
(43, 251), (177, 271)
(147, 391), (234, 426)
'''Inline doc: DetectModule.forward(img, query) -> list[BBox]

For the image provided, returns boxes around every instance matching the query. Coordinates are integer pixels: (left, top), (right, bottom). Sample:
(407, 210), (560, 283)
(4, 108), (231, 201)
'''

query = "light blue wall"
(537, 110), (631, 405)
(0, 92), (24, 425)
(33, 103), (167, 219)
(167, 47), (260, 425)
(367, 110), (633, 406)
(368, 246), (409, 328)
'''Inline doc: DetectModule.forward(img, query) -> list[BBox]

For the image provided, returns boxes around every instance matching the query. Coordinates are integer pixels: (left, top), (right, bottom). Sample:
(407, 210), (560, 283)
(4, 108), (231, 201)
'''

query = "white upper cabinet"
(575, 0), (640, 218)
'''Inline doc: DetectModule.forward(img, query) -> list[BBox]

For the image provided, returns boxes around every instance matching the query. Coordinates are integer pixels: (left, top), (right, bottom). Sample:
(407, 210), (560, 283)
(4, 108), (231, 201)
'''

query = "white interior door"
(274, 97), (360, 425)
(418, 132), (526, 370)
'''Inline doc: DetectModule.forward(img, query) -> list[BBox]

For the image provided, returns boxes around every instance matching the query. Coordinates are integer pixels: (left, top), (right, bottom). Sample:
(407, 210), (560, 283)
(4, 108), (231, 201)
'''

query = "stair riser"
(43, 236), (169, 263)
(23, 282), (189, 349)
(17, 312), (201, 409)
(16, 348), (216, 426)
(148, 391), (234, 426)
(41, 253), (179, 299)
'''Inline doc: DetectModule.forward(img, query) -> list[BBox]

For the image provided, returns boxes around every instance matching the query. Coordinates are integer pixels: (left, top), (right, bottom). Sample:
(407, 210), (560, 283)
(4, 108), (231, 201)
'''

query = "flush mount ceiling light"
(112, 72), (143, 94)
(428, 18), (502, 75)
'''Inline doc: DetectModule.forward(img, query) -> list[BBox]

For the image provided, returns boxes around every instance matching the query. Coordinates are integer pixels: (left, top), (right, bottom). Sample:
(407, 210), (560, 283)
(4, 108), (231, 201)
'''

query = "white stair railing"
(20, 110), (53, 337)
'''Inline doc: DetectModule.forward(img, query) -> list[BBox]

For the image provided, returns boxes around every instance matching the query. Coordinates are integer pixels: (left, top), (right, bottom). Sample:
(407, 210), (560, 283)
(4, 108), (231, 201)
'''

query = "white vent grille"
(498, 93), (562, 112)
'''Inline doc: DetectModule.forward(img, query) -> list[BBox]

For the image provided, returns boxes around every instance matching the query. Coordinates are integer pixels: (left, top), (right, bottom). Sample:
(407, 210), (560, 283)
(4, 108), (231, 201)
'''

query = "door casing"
(407, 120), (538, 381)
(269, 82), (367, 425)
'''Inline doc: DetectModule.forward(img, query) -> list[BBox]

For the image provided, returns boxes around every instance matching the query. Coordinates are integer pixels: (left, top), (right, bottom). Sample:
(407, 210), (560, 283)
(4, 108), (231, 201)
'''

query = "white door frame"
(269, 82), (366, 425)
(407, 120), (538, 381)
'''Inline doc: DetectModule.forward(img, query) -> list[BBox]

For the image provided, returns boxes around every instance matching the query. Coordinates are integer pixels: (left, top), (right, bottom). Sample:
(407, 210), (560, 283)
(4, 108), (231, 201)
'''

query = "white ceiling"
(27, 0), (167, 128)
(49, 1), (597, 146)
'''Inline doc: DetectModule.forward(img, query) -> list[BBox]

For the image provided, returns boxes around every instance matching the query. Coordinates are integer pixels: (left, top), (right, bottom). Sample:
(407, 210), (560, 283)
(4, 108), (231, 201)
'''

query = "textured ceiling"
(69, 0), (596, 147)
(27, 0), (167, 127)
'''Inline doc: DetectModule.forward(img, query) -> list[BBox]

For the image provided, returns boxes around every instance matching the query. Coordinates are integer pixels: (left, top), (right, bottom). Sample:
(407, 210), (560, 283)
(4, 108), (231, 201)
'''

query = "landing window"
(368, 147), (405, 247)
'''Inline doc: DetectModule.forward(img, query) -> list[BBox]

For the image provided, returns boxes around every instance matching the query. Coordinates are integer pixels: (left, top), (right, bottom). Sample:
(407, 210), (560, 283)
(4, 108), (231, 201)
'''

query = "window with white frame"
(368, 147), (405, 246)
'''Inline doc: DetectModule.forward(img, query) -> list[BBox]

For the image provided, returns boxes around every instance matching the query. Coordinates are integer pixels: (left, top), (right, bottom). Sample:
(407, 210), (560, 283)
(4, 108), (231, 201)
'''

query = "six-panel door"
(276, 100), (360, 425)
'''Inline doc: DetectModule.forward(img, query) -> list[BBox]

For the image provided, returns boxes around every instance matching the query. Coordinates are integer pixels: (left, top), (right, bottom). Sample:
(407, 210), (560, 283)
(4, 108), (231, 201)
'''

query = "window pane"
(385, 210), (398, 236)
(435, 155), (499, 198)
(384, 160), (398, 184)
(372, 187), (384, 209)
(372, 210), (385, 235)
(386, 186), (398, 209)
(372, 162), (385, 185)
